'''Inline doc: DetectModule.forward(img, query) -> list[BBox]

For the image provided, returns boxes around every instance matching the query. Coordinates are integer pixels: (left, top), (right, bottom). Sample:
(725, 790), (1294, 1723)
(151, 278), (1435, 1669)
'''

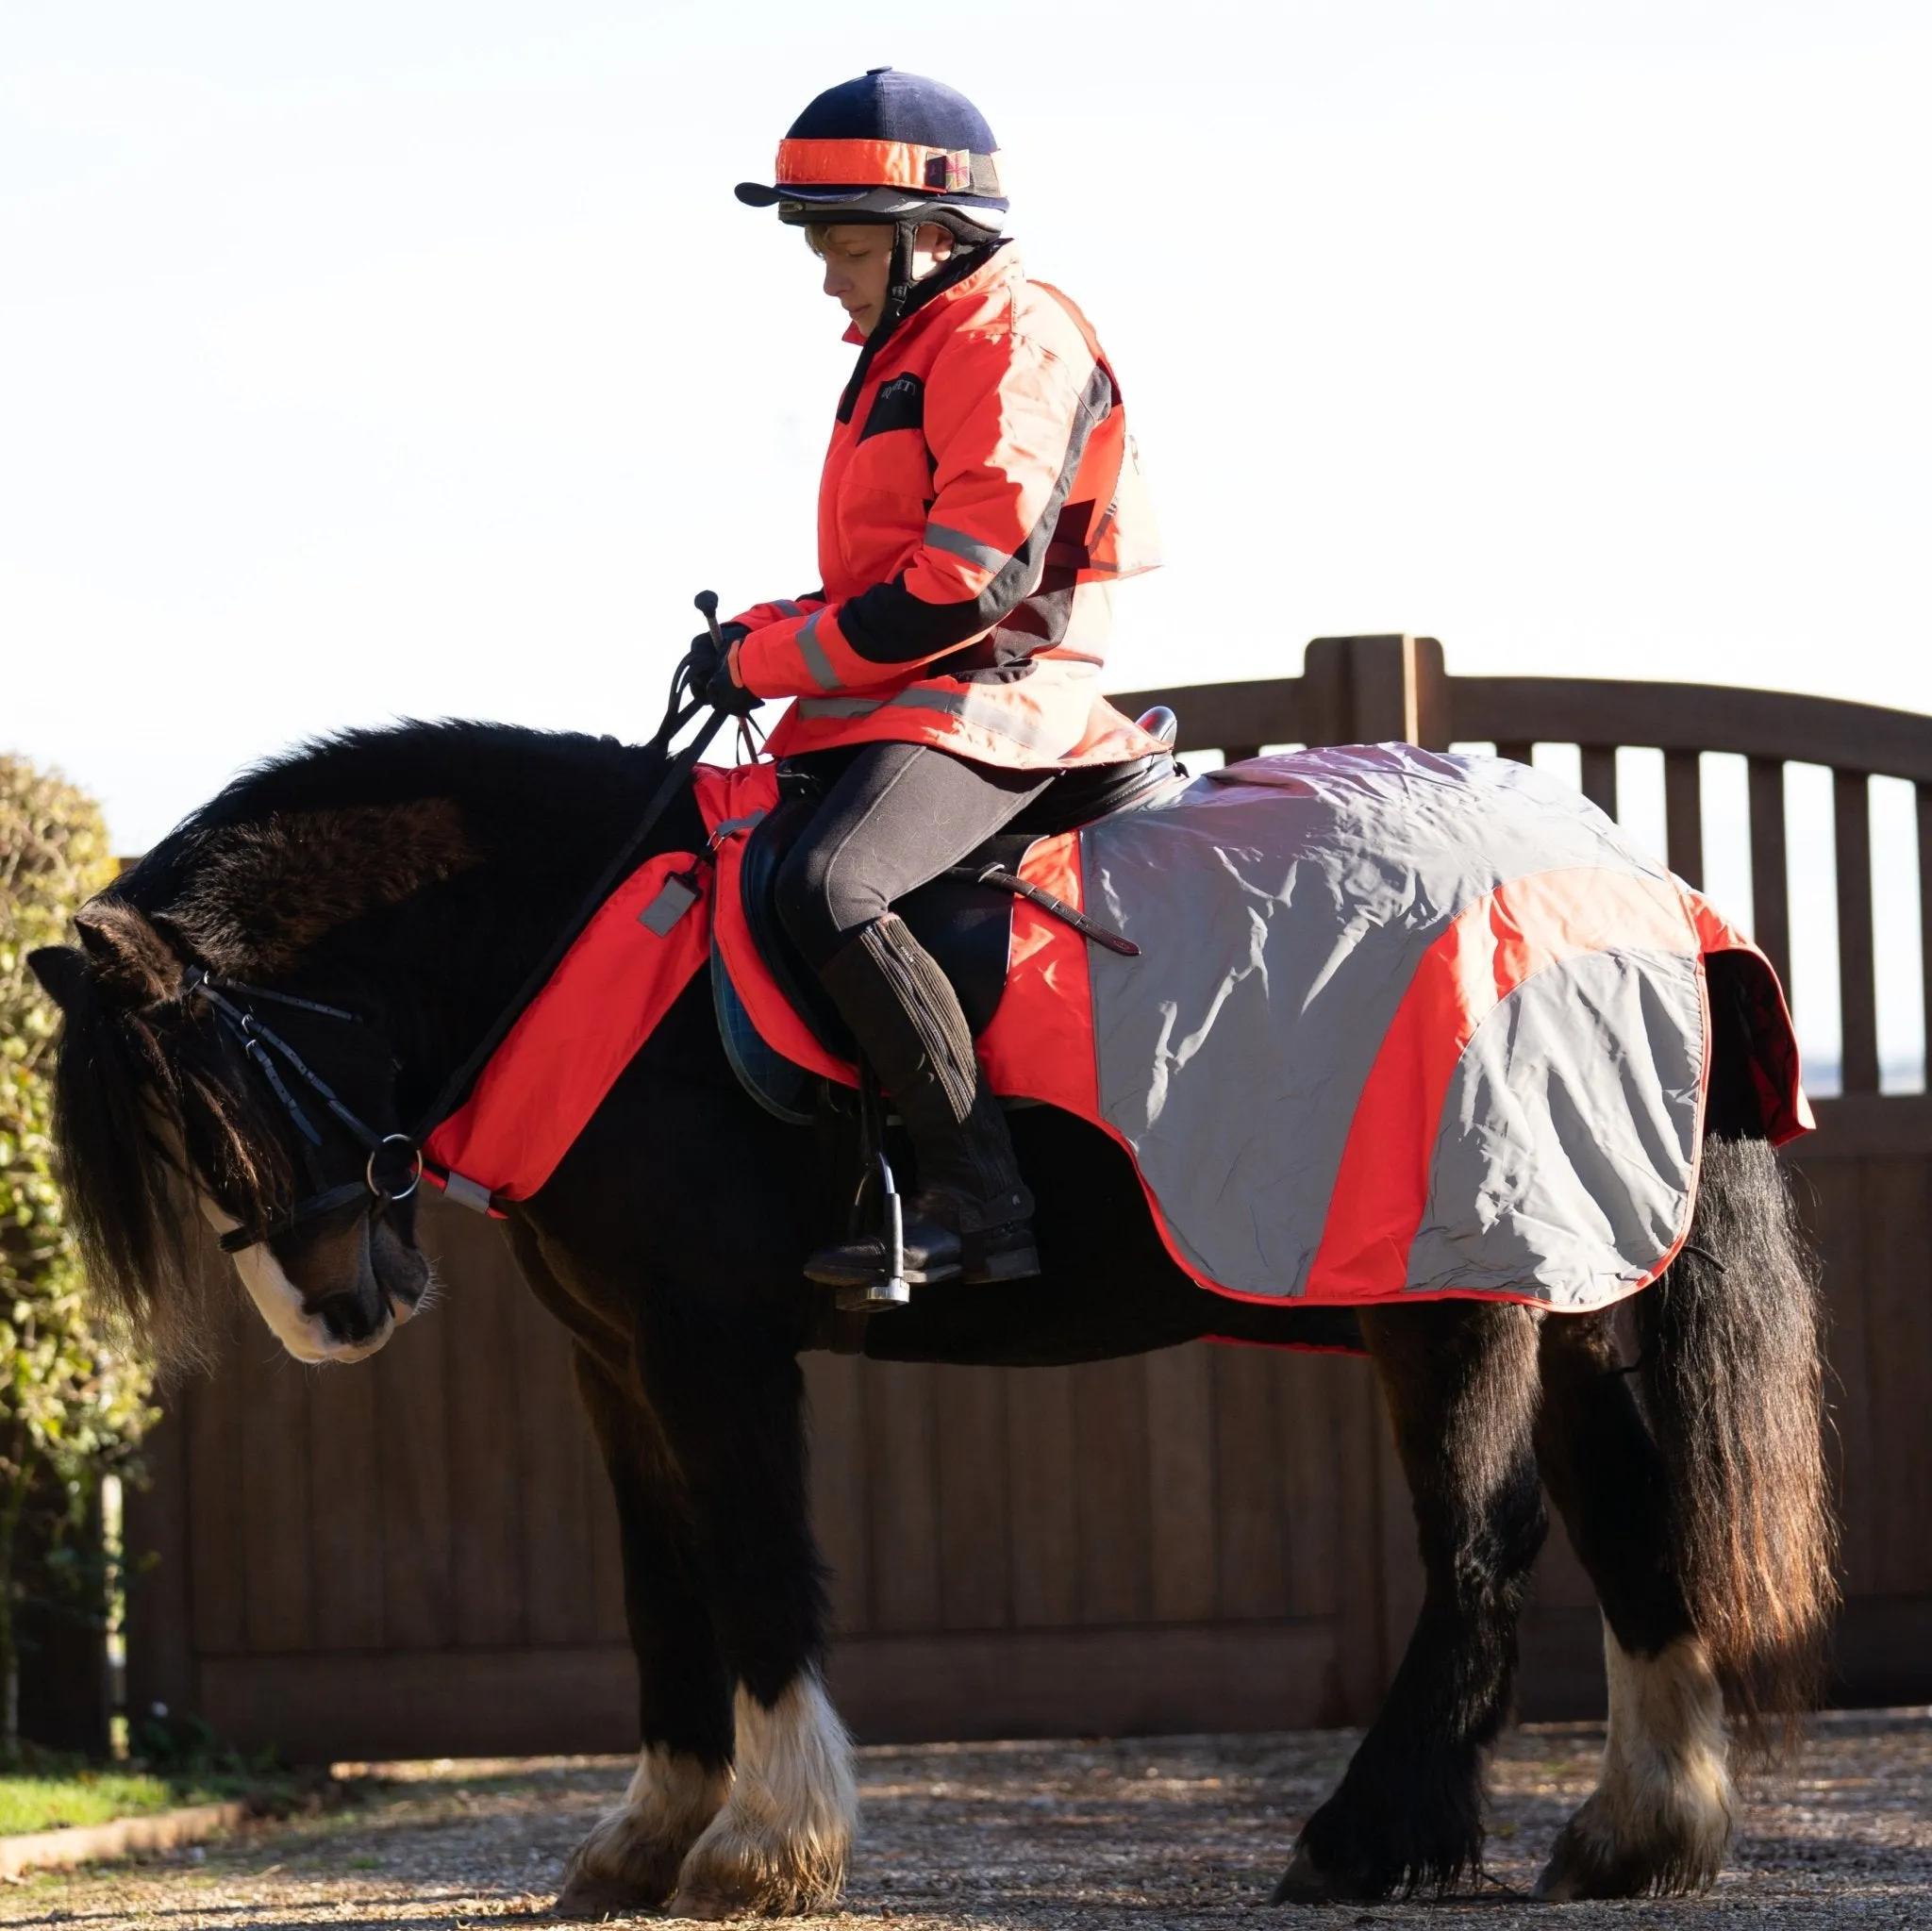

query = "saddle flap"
(738, 790), (1026, 1059)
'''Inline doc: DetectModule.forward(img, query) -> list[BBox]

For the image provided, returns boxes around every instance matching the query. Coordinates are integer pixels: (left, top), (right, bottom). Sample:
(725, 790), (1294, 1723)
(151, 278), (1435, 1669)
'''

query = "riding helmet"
(735, 67), (1008, 241)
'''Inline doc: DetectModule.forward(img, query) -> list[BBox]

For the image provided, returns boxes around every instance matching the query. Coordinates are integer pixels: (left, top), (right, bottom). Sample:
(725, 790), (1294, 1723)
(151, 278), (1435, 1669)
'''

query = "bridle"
(185, 968), (423, 1253)
(179, 635), (736, 1255)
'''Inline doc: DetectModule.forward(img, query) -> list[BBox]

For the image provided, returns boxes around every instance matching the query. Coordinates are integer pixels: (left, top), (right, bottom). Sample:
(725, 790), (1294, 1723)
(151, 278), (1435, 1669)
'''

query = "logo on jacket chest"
(858, 374), (925, 442)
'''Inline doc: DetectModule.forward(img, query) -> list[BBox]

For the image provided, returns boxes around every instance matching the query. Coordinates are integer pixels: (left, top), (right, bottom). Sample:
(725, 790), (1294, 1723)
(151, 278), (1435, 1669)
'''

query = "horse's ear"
(73, 902), (182, 1006)
(27, 944), (90, 1014)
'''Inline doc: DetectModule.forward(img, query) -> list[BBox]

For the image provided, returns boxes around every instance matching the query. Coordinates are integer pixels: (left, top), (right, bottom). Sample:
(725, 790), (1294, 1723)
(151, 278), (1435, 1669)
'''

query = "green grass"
(0, 1770), (191, 1836)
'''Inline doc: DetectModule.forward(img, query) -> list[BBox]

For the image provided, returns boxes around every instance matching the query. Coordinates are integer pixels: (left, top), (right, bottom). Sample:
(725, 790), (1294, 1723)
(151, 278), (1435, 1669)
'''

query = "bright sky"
(6, 1), (1930, 1075)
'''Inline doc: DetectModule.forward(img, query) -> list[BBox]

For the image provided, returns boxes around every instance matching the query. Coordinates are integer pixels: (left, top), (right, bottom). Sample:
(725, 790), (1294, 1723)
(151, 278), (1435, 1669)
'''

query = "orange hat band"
(774, 138), (1003, 197)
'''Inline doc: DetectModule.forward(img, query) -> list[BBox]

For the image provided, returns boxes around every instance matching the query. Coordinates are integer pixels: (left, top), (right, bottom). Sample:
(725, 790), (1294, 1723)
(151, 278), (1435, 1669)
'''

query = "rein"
(195, 655), (734, 1251)
(186, 970), (422, 1252)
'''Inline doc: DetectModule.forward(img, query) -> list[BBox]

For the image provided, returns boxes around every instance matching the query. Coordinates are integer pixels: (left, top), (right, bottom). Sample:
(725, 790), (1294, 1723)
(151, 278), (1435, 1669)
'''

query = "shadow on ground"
(6, 1712), (1931, 1927)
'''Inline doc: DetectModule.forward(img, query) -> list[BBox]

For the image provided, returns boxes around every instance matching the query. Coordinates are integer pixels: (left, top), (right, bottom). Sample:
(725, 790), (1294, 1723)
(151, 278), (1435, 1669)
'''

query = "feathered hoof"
(553, 1869), (662, 1919)
(554, 1816), (687, 1916)
(669, 1832), (848, 1920)
(1533, 1797), (1727, 1901)
(1269, 1845), (1388, 1906)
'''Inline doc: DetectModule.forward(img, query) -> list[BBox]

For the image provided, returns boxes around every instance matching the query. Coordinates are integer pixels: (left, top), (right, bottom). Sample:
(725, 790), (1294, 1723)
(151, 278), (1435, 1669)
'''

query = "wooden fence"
(119, 635), (1932, 1760)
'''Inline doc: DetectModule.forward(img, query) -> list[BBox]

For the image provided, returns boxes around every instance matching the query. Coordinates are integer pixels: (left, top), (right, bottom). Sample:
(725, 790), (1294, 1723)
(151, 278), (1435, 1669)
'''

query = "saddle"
(737, 725), (1182, 1064)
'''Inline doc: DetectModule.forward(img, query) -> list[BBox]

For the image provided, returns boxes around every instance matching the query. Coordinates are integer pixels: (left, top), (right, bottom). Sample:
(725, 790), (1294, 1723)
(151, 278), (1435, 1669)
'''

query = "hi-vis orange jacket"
(726, 244), (1164, 769)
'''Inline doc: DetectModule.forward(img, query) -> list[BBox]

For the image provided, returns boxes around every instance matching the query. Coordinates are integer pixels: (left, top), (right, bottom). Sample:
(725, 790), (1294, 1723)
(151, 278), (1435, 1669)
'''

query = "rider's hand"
(689, 621), (749, 690)
(704, 664), (763, 717)
(690, 624), (760, 715)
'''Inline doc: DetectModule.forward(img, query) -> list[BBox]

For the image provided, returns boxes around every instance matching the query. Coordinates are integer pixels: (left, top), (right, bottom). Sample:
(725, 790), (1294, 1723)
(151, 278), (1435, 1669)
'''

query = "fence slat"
(185, 1297), (245, 1658)
(1144, 1346), (1217, 1623)
(1072, 1359), (1151, 1624)
(1836, 769), (1880, 1094)
(1211, 1347), (1290, 1621)
(444, 1246), (525, 1647)
(935, 1370), (1011, 1631)
(1007, 1368), (1079, 1627)
(1277, 1352), (1342, 1621)
(1918, 782), (1932, 1090)
(375, 1305), (453, 1649)
(1580, 746), (1618, 822)
(514, 1289), (595, 1645)
(239, 1356), (312, 1654)
(1495, 741), (1534, 767)
(1664, 750), (1703, 887)
(803, 1354), (871, 1637)
(1749, 757), (1791, 989)
(865, 1363), (941, 1633)
(1862, 1158), (1932, 1591)
(307, 1357), (382, 1650)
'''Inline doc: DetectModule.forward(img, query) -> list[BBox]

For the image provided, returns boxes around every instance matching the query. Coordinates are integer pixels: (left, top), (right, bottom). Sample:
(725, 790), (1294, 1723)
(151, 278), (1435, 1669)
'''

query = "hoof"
(1269, 1845), (1387, 1906)
(1534, 1811), (1640, 1902)
(669, 1830), (847, 1921)
(1533, 1797), (1728, 1901)
(554, 1870), (665, 1919)
(555, 1815), (691, 1916)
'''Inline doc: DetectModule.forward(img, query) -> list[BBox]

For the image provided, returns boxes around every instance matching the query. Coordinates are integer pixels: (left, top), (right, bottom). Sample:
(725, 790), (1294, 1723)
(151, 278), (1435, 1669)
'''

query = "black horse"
(31, 717), (1835, 1914)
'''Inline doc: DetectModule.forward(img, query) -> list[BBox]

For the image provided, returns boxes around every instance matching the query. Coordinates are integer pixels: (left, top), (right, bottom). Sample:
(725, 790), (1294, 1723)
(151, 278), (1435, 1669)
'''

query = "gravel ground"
(6, 1712), (1930, 1928)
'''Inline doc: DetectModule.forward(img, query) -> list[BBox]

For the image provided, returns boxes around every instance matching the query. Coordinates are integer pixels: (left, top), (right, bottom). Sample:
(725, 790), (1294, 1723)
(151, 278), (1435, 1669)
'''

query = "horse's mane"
(51, 718), (674, 1372)
(128, 718), (653, 911)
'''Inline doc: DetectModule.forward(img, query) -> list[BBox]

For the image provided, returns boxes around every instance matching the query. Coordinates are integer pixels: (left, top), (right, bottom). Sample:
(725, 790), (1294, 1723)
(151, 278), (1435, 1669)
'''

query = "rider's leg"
(774, 741), (1053, 1286)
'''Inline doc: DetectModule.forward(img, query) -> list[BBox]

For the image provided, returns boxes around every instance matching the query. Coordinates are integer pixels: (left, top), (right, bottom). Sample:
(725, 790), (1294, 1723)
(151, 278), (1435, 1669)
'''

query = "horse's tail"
(1634, 957), (1838, 1753)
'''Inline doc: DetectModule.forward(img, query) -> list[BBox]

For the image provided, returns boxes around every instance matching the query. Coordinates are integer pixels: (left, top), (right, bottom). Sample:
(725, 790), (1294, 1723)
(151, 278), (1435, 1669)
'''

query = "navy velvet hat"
(735, 68), (1007, 220)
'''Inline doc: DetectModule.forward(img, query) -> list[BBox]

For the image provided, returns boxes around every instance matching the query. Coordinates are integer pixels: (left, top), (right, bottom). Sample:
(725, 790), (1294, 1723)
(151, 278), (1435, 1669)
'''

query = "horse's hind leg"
(1530, 1307), (1730, 1898)
(1275, 1299), (1546, 1902)
(557, 1345), (734, 1914)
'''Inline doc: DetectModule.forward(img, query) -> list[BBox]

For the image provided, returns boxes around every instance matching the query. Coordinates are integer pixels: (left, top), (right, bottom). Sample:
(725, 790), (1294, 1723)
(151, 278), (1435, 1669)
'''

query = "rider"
(697, 67), (1162, 1289)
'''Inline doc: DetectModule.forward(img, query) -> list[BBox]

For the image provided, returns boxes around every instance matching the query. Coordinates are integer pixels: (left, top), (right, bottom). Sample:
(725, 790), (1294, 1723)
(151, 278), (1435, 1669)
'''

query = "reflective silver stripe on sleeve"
(774, 599), (804, 617)
(797, 673), (1096, 754)
(795, 696), (885, 720)
(924, 522), (1012, 574)
(794, 609), (842, 691)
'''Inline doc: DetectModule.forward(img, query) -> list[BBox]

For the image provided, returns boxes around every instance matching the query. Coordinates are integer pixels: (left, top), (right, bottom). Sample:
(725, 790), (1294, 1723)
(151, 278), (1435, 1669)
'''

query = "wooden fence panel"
(122, 638), (1932, 1757)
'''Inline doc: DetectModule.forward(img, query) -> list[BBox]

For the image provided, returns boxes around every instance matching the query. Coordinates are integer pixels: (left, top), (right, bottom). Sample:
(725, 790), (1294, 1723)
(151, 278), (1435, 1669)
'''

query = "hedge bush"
(0, 756), (158, 1762)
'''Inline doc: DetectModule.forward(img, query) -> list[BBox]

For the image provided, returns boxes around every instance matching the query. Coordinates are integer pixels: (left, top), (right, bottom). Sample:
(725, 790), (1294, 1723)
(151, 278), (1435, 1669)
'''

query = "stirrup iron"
(834, 1062), (911, 1313)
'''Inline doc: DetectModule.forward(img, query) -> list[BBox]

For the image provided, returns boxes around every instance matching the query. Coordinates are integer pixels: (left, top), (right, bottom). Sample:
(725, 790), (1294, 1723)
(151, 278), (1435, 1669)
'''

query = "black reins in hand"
(194, 597), (738, 1251)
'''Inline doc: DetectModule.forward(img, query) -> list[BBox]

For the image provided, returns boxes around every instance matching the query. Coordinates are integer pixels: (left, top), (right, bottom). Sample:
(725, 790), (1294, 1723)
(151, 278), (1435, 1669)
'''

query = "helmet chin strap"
(882, 208), (1003, 332)
(884, 218), (917, 331)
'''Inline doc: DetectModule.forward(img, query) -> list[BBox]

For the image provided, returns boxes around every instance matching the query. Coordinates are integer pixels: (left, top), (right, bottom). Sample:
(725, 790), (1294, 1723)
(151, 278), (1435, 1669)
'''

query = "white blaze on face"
(195, 1193), (335, 1364)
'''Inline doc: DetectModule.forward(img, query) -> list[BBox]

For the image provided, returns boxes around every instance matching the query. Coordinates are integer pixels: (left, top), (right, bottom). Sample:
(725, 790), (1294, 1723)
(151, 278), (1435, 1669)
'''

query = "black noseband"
(185, 970), (421, 1252)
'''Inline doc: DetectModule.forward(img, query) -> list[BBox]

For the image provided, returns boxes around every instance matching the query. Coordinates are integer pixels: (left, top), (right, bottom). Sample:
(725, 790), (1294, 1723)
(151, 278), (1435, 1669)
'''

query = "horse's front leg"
(557, 1344), (734, 1914)
(642, 1320), (858, 1920)
(1275, 1299), (1546, 1902)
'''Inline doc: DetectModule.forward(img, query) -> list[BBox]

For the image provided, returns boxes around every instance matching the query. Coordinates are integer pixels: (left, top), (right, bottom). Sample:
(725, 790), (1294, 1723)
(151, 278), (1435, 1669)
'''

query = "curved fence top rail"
(1116, 641), (1932, 786)
(1450, 678), (1932, 785)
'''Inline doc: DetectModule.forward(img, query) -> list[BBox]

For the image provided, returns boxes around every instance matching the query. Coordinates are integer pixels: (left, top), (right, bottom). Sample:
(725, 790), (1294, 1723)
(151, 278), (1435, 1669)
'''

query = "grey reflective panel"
(1083, 745), (1681, 1304)
(1405, 947), (1703, 1306)
(796, 610), (842, 691)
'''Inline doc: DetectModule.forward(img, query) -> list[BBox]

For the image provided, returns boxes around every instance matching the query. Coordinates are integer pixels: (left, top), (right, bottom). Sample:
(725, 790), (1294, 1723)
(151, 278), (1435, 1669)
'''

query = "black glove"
(688, 623), (759, 714)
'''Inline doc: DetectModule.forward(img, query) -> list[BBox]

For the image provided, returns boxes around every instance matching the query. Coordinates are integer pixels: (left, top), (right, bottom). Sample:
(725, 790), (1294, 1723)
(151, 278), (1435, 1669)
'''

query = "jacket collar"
(835, 240), (1019, 421)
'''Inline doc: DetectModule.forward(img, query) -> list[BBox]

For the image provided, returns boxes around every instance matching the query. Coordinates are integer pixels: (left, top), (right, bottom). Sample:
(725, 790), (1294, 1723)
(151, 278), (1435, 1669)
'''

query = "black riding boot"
(804, 912), (1039, 1289)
